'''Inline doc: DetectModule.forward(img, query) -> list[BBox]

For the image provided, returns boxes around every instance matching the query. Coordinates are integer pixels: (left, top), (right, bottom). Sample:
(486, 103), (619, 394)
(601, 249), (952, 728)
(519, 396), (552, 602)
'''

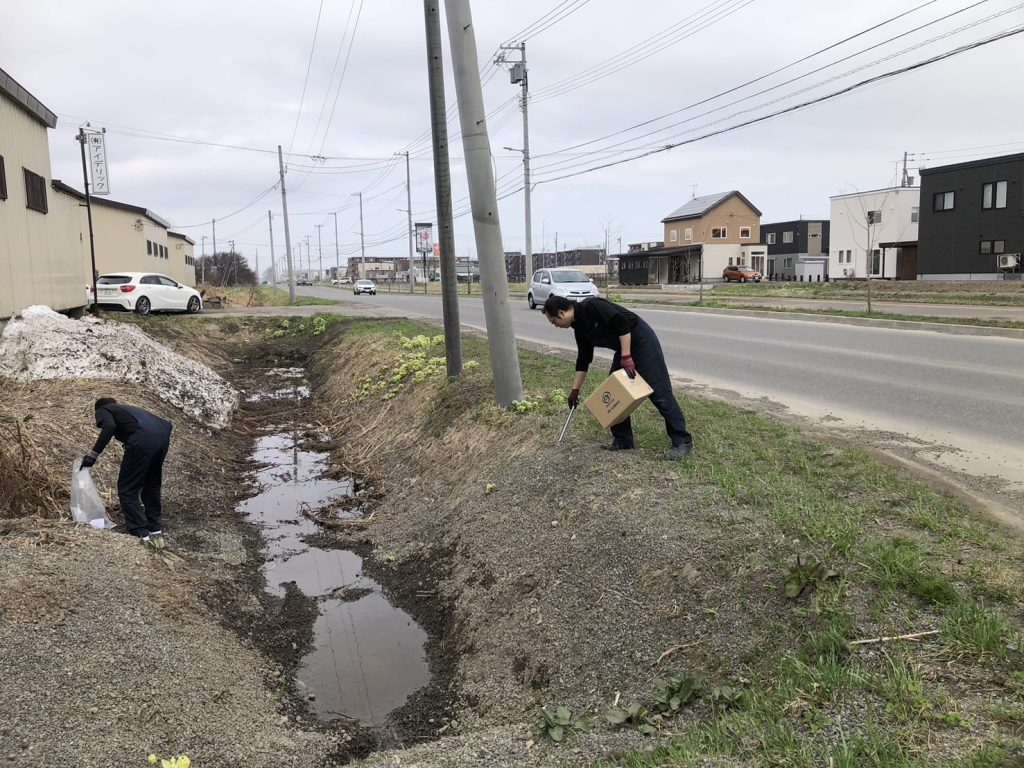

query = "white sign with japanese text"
(87, 132), (110, 195)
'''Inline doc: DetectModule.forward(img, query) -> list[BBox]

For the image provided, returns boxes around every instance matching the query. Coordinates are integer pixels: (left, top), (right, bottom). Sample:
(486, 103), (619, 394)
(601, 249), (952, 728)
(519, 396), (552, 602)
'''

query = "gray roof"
(90, 196), (171, 229)
(168, 231), (196, 245)
(662, 190), (762, 222)
(0, 67), (57, 129)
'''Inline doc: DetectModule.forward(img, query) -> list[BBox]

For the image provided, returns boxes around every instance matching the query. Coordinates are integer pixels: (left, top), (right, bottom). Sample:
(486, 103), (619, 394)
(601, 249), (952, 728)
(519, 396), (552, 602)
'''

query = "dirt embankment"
(0, 317), (342, 767)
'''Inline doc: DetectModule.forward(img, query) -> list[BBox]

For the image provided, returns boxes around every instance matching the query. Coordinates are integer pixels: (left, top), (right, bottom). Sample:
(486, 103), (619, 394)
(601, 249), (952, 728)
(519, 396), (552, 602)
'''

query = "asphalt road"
(302, 285), (1024, 513)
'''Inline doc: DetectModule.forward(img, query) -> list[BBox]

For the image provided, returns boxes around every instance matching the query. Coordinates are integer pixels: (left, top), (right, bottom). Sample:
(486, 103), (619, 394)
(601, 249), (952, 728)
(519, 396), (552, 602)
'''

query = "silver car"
(527, 268), (600, 309)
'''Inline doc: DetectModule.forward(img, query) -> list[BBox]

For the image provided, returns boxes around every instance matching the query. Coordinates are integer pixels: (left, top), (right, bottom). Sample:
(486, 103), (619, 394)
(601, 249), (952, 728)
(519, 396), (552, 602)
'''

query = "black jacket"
(570, 298), (640, 372)
(90, 404), (171, 456)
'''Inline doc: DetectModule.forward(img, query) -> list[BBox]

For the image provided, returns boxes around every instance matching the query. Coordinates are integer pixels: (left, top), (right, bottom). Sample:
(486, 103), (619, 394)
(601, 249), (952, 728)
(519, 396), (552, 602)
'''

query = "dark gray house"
(760, 219), (830, 281)
(918, 152), (1024, 279)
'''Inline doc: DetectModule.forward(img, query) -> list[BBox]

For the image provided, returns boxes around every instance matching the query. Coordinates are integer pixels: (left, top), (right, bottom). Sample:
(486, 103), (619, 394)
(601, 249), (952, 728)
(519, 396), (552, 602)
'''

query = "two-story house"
(760, 219), (830, 282)
(829, 186), (919, 280)
(625, 191), (764, 285)
(918, 152), (1024, 280)
(0, 67), (87, 318)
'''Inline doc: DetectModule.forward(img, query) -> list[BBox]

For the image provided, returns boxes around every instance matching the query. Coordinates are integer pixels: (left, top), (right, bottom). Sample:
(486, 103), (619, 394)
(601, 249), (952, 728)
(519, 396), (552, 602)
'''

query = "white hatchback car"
(527, 268), (600, 309)
(90, 273), (202, 315)
(353, 279), (377, 295)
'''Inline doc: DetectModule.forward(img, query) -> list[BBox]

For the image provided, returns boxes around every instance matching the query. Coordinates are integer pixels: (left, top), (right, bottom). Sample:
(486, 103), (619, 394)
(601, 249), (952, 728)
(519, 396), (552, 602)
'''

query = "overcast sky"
(4, 0), (1024, 272)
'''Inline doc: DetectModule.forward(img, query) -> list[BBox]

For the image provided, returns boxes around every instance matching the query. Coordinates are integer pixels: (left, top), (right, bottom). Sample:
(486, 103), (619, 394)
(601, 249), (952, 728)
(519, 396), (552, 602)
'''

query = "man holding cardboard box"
(542, 295), (693, 459)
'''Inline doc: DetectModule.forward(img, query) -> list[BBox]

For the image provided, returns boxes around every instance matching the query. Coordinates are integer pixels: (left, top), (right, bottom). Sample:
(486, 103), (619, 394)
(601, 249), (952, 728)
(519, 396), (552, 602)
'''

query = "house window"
(983, 181), (1008, 209)
(670, 228), (678, 243)
(766, 232), (776, 244)
(846, 250), (852, 263)
(783, 257), (793, 268)
(911, 206), (919, 222)
(684, 227), (692, 241)
(711, 227), (727, 239)
(728, 257), (734, 266)
(980, 240), (1006, 255)
(0, 155), (7, 200)
(871, 249), (881, 274)
(739, 227), (751, 239)
(23, 168), (48, 213)
(867, 210), (882, 225)
(933, 191), (955, 211)
(147, 240), (153, 255)
(783, 231), (794, 243)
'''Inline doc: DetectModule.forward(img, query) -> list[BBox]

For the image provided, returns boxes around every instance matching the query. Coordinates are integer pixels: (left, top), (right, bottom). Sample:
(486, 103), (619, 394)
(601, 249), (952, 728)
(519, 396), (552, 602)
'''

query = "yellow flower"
(161, 760), (173, 768)
(148, 756), (158, 765)
(179, 758), (191, 768)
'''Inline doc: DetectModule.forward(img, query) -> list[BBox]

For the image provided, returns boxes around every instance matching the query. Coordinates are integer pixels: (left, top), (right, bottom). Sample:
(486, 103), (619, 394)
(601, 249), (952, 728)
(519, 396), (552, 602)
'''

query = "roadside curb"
(637, 304), (1024, 340)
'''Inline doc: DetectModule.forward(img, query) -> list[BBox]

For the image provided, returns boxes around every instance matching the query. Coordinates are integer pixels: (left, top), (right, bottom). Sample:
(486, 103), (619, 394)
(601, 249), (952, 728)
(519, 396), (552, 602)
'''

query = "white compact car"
(527, 268), (600, 309)
(353, 279), (377, 295)
(89, 273), (202, 315)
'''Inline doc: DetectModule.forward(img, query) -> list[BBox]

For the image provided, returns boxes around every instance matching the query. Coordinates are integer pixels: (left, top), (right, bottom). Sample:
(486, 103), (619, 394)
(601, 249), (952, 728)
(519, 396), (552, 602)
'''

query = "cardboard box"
(583, 369), (654, 428)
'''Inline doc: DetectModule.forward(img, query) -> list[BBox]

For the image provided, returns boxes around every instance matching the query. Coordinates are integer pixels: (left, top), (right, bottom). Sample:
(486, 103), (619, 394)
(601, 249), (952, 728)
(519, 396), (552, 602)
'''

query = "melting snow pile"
(0, 306), (238, 429)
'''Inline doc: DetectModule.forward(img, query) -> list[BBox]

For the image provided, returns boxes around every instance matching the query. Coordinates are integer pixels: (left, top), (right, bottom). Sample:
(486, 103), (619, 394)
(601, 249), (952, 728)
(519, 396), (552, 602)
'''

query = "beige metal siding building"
(84, 198), (196, 286)
(0, 68), (88, 318)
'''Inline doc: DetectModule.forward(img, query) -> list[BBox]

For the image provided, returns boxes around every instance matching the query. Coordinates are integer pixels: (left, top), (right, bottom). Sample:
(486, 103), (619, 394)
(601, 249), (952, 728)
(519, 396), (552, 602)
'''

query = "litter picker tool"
(557, 405), (577, 442)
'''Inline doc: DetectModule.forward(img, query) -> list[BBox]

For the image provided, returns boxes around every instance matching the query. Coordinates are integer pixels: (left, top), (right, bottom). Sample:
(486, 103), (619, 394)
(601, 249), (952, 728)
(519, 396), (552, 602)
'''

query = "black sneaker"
(601, 442), (635, 451)
(665, 443), (693, 460)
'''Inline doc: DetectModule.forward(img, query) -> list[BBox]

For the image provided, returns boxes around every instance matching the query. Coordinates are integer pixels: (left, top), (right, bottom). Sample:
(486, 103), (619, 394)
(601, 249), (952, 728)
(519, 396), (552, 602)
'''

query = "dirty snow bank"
(0, 306), (237, 429)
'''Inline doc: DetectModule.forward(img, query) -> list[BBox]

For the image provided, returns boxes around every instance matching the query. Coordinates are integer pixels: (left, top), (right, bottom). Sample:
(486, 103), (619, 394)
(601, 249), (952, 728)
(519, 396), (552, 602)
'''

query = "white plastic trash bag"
(70, 459), (116, 529)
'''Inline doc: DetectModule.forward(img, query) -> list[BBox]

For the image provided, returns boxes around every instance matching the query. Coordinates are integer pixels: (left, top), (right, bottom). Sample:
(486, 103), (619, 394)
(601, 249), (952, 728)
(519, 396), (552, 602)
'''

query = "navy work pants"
(609, 319), (692, 449)
(118, 419), (172, 537)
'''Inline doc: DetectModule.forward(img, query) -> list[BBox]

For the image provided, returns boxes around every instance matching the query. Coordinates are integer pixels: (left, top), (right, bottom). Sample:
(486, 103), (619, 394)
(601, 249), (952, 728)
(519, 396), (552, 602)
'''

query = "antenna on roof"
(690, 183), (698, 199)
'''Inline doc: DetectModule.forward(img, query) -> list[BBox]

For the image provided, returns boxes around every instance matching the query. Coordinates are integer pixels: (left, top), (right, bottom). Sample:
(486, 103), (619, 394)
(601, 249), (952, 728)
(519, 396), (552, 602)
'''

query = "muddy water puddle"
(239, 370), (429, 727)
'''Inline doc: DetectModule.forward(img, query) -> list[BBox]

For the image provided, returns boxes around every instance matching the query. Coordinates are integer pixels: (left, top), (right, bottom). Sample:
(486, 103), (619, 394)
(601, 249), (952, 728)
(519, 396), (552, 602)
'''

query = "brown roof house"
(621, 191), (765, 285)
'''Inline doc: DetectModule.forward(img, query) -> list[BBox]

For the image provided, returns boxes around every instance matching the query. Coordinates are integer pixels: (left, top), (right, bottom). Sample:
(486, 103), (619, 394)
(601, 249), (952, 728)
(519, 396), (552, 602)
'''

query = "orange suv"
(722, 265), (762, 283)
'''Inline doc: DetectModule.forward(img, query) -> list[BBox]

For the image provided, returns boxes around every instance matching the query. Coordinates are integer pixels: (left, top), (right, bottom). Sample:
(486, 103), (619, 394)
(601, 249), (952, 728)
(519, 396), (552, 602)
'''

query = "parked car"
(296, 277), (312, 286)
(353, 279), (377, 295)
(331, 277), (352, 286)
(722, 265), (762, 283)
(88, 273), (202, 315)
(527, 268), (600, 309)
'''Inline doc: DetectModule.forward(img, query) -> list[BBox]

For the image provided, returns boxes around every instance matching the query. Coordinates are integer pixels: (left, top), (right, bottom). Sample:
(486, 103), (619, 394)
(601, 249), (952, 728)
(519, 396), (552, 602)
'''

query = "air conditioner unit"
(998, 253), (1020, 269)
(842, 268), (849, 276)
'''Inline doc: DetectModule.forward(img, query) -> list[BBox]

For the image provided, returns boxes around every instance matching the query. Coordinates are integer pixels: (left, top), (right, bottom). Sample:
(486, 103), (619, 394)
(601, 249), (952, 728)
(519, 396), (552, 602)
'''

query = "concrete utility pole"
(424, 0), (462, 377)
(423, 0), (464, 376)
(400, 150), (415, 293)
(445, 0), (523, 407)
(76, 128), (100, 314)
(212, 218), (217, 274)
(332, 212), (340, 280)
(316, 223), (323, 282)
(200, 235), (206, 285)
(277, 145), (296, 303)
(268, 211), (278, 293)
(498, 42), (531, 283)
(357, 192), (366, 276)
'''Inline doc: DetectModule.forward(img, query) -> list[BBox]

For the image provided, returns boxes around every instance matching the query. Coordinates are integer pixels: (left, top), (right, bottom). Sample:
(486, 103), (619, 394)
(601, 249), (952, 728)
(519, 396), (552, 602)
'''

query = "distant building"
(621, 192), (764, 285)
(829, 186), (919, 280)
(761, 219), (830, 282)
(0, 67), (87, 318)
(918, 152), (1023, 280)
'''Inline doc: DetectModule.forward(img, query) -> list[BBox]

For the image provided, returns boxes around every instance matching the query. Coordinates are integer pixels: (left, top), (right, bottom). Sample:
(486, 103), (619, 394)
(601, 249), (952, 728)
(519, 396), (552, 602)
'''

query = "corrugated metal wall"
(0, 98), (88, 318)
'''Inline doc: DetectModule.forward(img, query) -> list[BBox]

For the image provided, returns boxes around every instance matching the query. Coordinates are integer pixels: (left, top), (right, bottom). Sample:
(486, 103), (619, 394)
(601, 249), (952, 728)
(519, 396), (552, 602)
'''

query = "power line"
(529, 2), (1016, 175)
(173, 182), (279, 228)
(532, 25), (1024, 187)
(289, 0), (327, 155)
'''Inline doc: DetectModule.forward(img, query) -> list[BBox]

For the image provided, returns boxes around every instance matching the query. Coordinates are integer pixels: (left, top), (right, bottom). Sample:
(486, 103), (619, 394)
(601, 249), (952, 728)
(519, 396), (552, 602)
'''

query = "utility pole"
(424, 0), (463, 379)
(358, 192), (366, 277)
(212, 218), (217, 279)
(332, 212), (340, 281)
(255, 247), (260, 288)
(200, 235), (206, 285)
(498, 42), (531, 283)
(445, 0), (523, 406)
(278, 145), (296, 303)
(315, 223), (323, 282)
(268, 211), (278, 294)
(400, 150), (415, 293)
(76, 128), (100, 314)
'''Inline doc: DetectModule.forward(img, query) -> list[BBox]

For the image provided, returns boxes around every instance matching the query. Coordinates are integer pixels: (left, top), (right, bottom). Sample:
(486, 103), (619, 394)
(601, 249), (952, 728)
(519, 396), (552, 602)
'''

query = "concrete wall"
(0, 97), (88, 318)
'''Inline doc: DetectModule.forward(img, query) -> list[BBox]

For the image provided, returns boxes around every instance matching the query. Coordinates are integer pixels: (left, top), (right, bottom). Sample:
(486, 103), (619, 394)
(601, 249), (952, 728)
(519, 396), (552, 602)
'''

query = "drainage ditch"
(233, 359), (455, 750)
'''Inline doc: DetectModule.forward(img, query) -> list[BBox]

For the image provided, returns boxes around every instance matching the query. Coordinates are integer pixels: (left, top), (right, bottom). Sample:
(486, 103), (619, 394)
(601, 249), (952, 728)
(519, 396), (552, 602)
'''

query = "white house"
(829, 187), (919, 280)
